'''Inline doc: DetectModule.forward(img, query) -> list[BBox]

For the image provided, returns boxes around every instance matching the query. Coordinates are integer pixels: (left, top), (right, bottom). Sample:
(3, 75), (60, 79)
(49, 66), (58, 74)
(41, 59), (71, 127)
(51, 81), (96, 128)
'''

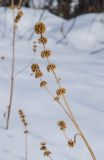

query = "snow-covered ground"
(0, 8), (104, 160)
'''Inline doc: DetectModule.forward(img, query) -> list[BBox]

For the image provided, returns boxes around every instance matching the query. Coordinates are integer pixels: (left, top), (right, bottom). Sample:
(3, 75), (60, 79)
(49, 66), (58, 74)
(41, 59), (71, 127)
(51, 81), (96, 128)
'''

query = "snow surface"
(0, 8), (104, 160)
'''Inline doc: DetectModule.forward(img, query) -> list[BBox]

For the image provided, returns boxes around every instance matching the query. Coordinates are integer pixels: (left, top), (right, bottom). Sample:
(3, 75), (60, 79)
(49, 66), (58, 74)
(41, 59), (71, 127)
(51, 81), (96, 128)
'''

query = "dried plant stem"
(40, 37), (96, 160)
(18, 0), (23, 9)
(6, 0), (16, 129)
(25, 127), (28, 160)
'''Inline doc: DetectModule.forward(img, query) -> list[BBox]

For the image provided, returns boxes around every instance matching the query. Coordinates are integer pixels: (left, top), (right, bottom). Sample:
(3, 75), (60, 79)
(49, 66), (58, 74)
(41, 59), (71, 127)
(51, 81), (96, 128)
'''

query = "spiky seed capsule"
(47, 64), (56, 72)
(38, 36), (48, 44)
(41, 50), (51, 58)
(58, 120), (67, 130)
(44, 150), (51, 157)
(35, 70), (43, 78)
(40, 81), (47, 87)
(68, 139), (75, 148)
(34, 22), (46, 34)
(31, 64), (40, 72)
(56, 88), (66, 96)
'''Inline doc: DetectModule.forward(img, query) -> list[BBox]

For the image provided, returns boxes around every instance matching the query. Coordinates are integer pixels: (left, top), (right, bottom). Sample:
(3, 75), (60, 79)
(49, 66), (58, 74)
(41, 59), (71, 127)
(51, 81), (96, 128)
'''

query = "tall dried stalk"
(31, 22), (96, 160)
(6, 0), (16, 129)
(6, 0), (23, 129)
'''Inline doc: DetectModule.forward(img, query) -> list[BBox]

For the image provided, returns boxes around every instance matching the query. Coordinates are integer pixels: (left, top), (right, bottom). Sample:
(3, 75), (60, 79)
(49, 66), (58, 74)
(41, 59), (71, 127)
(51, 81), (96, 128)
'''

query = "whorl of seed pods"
(40, 80), (47, 87)
(35, 70), (43, 78)
(34, 22), (46, 34)
(40, 142), (51, 157)
(68, 139), (75, 148)
(41, 50), (51, 58)
(31, 64), (39, 72)
(31, 64), (43, 79)
(15, 10), (23, 23)
(47, 64), (56, 72)
(18, 110), (28, 127)
(38, 36), (48, 44)
(56, 88), (66, 96)
(57, 120), (67, 130)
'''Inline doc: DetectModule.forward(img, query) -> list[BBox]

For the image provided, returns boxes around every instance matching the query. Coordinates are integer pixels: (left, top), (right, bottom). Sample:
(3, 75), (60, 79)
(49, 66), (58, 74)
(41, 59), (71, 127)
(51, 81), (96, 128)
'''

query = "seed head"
(44, 150), (51, 157)
(31, 64), (40, 72)
(41, 50), (51, 58)
(68, 139), (75, 148)
(38, 36), (48, 44)
(56, 88), (66, 96)
(35, 70), (43, 78)
(40, 81), (47, 87)
(47, 64), (56, 72)
(34, 22), (46, 34)
(58, 120), (67, 130)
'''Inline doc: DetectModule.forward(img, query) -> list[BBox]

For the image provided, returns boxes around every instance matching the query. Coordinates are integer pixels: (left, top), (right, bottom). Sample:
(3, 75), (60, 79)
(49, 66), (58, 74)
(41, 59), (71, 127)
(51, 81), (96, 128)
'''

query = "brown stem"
(25, 131), (28, 160)
(6, 1), (16, 130)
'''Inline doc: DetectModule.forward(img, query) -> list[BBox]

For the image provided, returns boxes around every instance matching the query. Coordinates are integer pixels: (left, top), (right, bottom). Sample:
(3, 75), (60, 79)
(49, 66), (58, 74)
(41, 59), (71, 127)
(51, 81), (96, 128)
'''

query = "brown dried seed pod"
(68, 139), (75, 148)
(31, 64), (40, 72)
(40, 81), (47, 87)
(35, 70), (43, 78)
(47, 64), (56, 72)
(40, 145), (47, 151)
(38, 36), (48, 44)
(34, 22), (46, 34)
(54, 96), (59, 101)
(44, 150), (51, 157)
(20, 115), (25, 119)
(56, 88), (66, 96)
(41, 50), (51, 58)
(18, 11), (24, 17)
(57, 120), (67, 130)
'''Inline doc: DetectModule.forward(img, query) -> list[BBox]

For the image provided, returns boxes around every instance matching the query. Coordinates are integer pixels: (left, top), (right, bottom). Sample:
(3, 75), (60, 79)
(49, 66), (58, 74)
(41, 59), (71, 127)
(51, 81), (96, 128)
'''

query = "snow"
(0, 7), (104, 160)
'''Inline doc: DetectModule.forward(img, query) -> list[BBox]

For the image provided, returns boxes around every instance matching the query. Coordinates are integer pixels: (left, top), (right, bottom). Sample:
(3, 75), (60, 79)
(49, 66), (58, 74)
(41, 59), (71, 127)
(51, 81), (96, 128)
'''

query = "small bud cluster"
(18, 110), (28, 133)
(15, 10), (23, 23)
(40, 142), (51, 158)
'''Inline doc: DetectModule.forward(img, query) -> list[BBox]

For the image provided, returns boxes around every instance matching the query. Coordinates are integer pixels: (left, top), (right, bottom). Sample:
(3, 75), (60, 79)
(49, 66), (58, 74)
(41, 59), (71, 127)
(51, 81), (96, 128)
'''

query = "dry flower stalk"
(6, 0), (24, 129)
(18, 109), (28, 160)
(40, 142), (52, 160)
(57, 120), (79, 148)
(31, 22), (96, 160)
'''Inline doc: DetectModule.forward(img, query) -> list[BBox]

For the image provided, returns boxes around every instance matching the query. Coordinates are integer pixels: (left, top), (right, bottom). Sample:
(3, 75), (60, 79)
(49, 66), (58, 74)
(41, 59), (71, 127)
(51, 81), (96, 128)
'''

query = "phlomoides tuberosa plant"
(31, 22), (96, 160)
(4, 0), (36, 129)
